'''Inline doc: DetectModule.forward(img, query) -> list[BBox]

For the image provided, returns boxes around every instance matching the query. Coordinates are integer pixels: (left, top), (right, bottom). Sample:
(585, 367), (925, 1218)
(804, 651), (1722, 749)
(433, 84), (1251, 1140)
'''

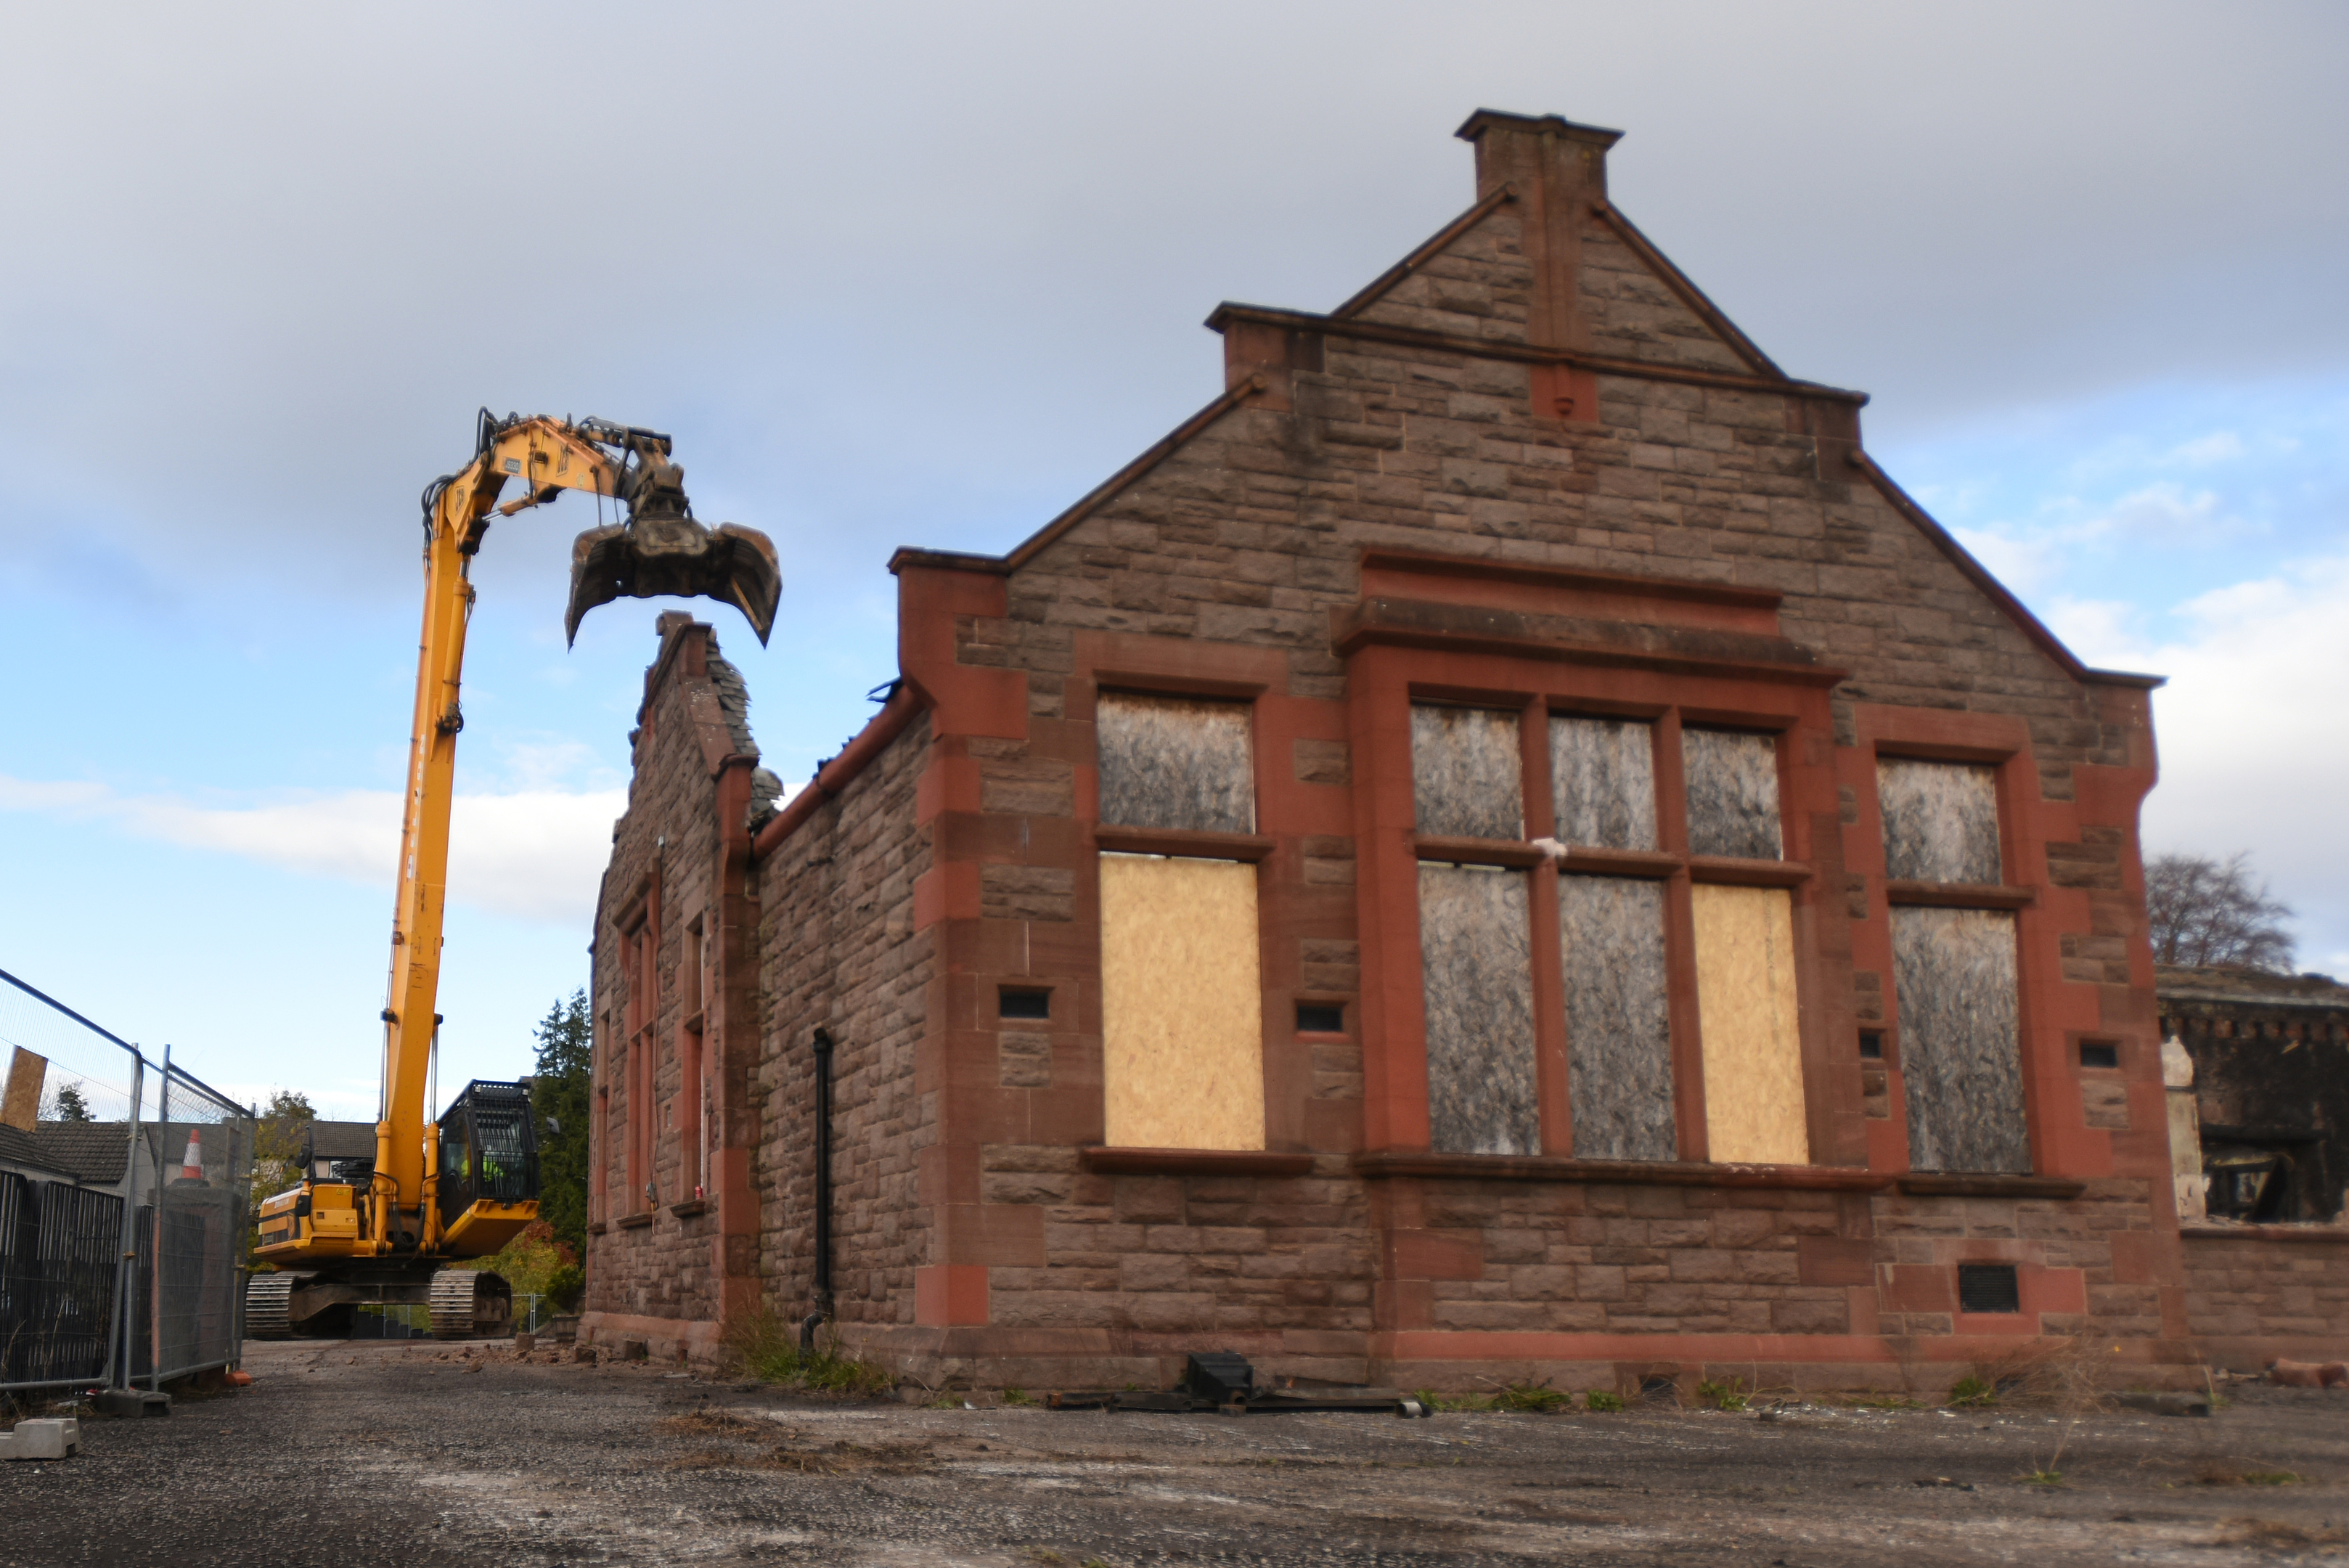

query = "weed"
(655, 1410), (765, 1437)
(1001, 1387), (1037, 1408)
(722, 1310), (896, 1397)
(1492, 1378), (1572, 1413)
(2219, 1517), (2349, 1549)
(1025, 1552), (1067, 1567)
(2020, 1469), (2064, 1487)
(1696, 1376), (1749, 1413)
(1433, 1392), (1496, 1412)
(1847, 1395), (1923, 1410)
(1584, 1391), (1625, 1413)
(2194, 1464), (2301, 1487)
(1946, 1375), (1998, 1409)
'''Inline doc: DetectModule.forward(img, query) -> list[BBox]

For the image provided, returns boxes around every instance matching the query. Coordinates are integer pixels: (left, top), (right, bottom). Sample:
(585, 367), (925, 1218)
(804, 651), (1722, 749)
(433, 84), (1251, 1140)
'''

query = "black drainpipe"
(802, 1026), (835, 1349)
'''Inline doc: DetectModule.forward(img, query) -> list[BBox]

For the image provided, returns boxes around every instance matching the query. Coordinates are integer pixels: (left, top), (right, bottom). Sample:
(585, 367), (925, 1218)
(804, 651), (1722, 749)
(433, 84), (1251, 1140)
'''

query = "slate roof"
(32, 1121), (132, 1183)
(306, 1120), (378, 1161)
(0, 1123), (74, 1179)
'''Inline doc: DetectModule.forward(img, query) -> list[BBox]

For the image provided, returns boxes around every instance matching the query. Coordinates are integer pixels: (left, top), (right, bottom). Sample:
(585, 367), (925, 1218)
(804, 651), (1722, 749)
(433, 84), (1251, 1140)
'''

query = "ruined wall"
(753, 714), (934, 1330)
(2180, 1228), (2349, 1368)
(584, 616), (770, 1353)
(2160, 969), (2349, 1223)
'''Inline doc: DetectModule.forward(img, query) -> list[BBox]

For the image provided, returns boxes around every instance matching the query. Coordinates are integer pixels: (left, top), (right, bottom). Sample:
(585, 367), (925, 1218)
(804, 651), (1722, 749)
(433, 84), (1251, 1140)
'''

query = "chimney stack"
(1454, 110), (1622, 356)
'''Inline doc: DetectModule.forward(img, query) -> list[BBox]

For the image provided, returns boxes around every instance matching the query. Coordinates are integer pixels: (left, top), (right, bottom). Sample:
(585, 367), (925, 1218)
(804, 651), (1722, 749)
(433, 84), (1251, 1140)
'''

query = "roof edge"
(1590, 203), (1785, 380)
(896, 375), (1267, 580)
(1331, 183), (1519, 320)
(1850, 451), (2165, 691)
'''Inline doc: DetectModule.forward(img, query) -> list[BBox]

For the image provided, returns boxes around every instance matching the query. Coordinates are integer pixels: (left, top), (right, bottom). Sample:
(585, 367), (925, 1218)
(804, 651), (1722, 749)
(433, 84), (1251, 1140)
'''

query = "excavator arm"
(369, 412), (780, 1259)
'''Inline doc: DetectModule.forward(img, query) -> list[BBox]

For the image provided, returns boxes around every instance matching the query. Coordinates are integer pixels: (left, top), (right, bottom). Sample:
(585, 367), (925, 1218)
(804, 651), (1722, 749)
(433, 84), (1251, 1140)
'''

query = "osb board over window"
(1692, 883), (1808, 1164)
(1096, 692), (1254, 833)
(1893, 905), (2029, 1173)
(1551, 715), (1656, 851)
(1878, 759), (2001, 883)
(1561, 875), (1674, 1160)
(1411, 706), (1524, 841)
(1098, 854), (1265, 1150)
(1683, 729), (1781, 859)
(1419, 862), (1538, 1155)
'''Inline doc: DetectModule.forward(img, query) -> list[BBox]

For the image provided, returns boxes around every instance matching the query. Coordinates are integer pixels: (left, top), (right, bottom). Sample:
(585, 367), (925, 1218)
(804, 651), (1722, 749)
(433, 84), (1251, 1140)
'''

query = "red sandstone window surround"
(1090, 688), (1271, 1154)
(1403, 692), (1812, 1167)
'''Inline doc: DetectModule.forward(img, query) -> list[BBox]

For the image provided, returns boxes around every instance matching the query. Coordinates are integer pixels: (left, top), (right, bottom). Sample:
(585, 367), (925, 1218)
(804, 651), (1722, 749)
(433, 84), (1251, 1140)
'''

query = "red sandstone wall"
(753, 714), (934, 1330)
(2181, 1228), (2349, 1368)
(584, 619), (760, 1349)
(666, 117), (2199, 1387)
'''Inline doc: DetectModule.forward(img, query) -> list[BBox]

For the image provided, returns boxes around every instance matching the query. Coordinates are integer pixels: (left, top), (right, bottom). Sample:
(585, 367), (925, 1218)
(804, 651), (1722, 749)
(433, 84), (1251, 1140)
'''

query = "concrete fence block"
(1, 1418), (81, 1460)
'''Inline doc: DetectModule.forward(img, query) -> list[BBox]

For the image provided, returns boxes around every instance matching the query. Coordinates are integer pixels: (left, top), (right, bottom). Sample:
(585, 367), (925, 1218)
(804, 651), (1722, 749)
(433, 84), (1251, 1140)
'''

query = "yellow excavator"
(248, 412), (780, 1337)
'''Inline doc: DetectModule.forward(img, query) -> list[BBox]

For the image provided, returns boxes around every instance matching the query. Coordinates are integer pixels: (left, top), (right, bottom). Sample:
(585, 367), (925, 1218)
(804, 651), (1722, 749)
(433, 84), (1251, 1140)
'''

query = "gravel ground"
(6, 1339), (2349, 1566)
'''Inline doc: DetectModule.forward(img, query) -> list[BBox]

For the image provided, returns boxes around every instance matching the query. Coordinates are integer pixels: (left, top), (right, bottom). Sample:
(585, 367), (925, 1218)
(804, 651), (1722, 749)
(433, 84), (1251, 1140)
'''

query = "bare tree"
(2146, 852), (2295, 971)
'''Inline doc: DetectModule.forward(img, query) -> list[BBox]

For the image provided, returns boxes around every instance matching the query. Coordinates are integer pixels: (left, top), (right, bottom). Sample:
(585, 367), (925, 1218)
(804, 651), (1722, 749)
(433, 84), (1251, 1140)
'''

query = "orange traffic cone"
(178, 1128), (204, 1183)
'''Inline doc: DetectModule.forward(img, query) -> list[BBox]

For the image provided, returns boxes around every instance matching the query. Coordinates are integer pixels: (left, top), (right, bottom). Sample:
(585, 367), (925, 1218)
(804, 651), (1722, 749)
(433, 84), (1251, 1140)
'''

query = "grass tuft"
(1946, 1375), (1998, 1409)
(722, 1309), (896, 1397)
(1583, 1390), (1625, 1413)
(1001, 1387), (1037, 1408)
(1696, 1376), (1749, 1412)
(1492, 1378), (1572, 1413)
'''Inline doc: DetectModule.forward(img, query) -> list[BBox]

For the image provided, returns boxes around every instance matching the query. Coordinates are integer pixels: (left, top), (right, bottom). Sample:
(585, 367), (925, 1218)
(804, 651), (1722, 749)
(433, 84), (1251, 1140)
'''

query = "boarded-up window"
(1097, 693), (1254, 833)
(1419, 863), (1537, 1155)
(1878, 759), (2000, 883)
(1099, 854), (1265, 1149)
(1892, 906), (2027, 1172)
(1691, 883), (1807, 1164)
(1411, 706), (1523, 840)
(1551, 716), (1656, 850)
(1561, 876), (1674, 1160)
(1683, 730), (1781, 859)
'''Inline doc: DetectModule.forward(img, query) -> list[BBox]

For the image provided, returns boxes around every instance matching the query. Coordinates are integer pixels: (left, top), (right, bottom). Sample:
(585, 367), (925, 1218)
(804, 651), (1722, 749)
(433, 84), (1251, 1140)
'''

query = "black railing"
(0, 1173), (122, 1387)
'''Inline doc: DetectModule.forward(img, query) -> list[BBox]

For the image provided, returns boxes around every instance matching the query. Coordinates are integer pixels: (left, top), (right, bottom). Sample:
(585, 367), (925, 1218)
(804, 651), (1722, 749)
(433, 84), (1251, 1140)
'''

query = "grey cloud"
(1, 1), (2343, 611)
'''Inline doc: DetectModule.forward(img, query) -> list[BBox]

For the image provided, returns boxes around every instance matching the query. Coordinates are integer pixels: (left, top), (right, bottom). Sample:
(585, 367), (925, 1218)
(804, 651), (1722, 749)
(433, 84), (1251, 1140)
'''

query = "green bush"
(1584, 1390), (1625, 1412)
(542, 1262), (584, 1312)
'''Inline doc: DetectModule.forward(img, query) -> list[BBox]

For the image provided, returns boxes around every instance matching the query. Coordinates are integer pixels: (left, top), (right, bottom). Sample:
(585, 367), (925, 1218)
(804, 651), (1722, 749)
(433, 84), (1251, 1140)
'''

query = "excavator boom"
(251, 412), (780, 1337)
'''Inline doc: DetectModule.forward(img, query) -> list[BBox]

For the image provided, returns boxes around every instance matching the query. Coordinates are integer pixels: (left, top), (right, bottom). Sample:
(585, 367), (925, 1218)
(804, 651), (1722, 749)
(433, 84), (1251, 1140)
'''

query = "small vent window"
(1858, 1031), (1884, 1061)
(1296, 1003), (1344, 1035)
(1956, 1262), (2020, 1315)
(2079, 1041), (2120, 1070)
(998, 989), (1051, 1021)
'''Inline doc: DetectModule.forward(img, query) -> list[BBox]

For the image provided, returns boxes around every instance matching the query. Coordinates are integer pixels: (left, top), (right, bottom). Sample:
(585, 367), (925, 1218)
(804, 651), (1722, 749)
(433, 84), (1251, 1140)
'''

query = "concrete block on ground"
(1, 1418), (81, 1459)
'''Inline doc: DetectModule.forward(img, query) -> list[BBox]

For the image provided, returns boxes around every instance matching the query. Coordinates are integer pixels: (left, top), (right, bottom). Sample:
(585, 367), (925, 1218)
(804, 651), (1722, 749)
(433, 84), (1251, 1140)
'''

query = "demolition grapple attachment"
(561, 419), (782, 645)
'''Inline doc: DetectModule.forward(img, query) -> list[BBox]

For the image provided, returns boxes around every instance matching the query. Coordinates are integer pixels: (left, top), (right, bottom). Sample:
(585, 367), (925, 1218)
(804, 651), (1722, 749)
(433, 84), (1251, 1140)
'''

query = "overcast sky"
(3, 2), (2343, 1117)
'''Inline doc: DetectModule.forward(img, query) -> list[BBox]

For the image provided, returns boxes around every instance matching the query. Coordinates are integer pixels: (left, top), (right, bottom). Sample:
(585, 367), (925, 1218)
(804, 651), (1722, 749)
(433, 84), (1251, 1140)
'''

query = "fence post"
(104, 1053), (144, 1392)
(151, 1045), (171, 1392)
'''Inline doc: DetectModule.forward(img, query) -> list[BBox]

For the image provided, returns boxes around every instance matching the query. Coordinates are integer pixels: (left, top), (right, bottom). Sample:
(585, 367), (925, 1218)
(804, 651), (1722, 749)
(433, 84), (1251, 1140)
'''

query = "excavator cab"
(435, 1079), (539, 1257)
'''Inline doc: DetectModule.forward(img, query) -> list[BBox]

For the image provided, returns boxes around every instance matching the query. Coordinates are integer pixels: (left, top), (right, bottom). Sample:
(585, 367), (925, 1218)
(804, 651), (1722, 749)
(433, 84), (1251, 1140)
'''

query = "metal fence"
(0, 1175), (120, 1386)
(0, 965), (253, 1396)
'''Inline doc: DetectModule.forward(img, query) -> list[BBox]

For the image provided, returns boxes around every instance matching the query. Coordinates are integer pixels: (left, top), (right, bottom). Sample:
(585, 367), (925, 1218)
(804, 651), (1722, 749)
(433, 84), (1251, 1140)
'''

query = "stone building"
(2156, 965), (2349, 1368)
(581, 110), (2345, 1389)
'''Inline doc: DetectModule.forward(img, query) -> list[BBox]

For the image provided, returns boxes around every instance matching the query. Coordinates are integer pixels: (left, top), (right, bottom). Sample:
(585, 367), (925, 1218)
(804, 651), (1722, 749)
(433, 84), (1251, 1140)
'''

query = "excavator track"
(245, 1273), (297, 1339)
(428, 1268), (512, 1339)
